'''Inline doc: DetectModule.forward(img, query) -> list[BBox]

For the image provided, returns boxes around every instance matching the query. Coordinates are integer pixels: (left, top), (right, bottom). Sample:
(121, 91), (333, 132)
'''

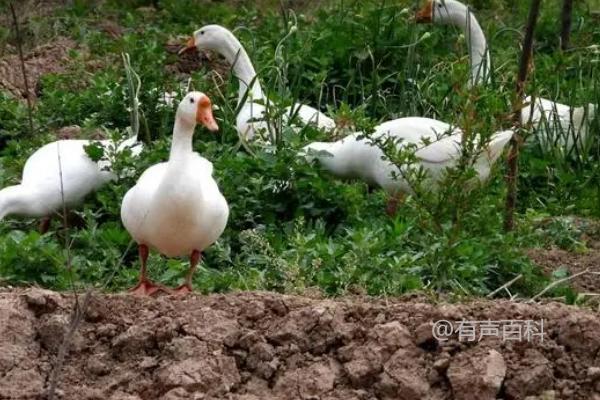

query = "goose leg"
(173, 250), (200, 295)
(129, 244), (162, 296)
(386, 193), (405, 217)
(39, 217), (51, 234)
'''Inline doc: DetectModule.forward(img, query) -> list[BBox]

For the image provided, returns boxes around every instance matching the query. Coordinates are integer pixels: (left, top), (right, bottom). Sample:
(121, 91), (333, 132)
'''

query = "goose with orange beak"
(179, 25), (336, 141)
(121, 91), (228, 295)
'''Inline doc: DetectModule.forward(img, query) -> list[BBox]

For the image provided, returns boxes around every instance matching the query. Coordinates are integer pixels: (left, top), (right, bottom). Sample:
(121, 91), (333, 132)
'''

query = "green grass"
(0, 0), (598, 301)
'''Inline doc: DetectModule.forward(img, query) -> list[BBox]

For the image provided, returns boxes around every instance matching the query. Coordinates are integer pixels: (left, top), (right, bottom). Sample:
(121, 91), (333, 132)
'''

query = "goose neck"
(218, 32), (264, 104)
(0, 185), (33, 219)
(169, 118), (196, 161)
(446, 3), (490, 86)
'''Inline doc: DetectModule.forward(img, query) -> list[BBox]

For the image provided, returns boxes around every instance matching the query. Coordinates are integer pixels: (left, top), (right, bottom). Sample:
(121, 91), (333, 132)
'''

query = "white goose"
(0, 133), (141, 229)
(302, 117), (513, 210)
(121, 92), (228, 296)
(179, 24), (336, 141)
(416, 0), (596, 152)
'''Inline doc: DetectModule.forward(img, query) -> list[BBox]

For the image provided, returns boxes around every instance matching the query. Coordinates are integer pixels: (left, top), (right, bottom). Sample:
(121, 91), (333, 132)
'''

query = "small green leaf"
(84, 142), (105, 162)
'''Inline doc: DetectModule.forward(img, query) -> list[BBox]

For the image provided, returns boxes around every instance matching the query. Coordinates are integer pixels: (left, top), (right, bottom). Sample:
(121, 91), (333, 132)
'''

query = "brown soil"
(0, 37), (78, 102)
(165, 39), (231, 81)
(2, 289), (600, 400)
(528, 216), (600, 294)
(528, 248), (600, 293)
(0, 0), (69, 32)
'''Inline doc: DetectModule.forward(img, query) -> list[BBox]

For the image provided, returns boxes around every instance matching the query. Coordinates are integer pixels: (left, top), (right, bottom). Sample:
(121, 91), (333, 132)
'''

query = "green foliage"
(0, 0), (598, 300)
(0, 230), (71, 288)
(84, 142), (105, 162)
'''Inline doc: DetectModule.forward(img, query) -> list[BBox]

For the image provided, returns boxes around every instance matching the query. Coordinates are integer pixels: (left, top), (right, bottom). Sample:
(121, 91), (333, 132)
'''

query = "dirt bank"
(1, 288), (599, 400)
(0, 37), (78, 102)
(528, 247), (600, 294)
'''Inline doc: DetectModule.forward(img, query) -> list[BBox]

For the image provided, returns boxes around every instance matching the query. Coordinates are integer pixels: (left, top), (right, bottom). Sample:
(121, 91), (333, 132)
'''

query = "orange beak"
(196, 96), (219, 132)
(178, 37), (196, 55)
(415, 1), (433, 23)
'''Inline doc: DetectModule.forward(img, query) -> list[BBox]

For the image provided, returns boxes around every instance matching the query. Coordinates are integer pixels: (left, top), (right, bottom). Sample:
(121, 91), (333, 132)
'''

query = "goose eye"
(190, 98), (195, 104)
(200, 31), (205, 35)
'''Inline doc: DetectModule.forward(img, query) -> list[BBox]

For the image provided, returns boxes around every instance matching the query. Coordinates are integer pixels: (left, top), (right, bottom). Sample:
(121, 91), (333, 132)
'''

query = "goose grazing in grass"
(0, 133), (141, 230)
(179, 24), (335, 141)
(302, 117), (513, 212)
(415, 0), (596, 152)
(121, 92), (228, 296)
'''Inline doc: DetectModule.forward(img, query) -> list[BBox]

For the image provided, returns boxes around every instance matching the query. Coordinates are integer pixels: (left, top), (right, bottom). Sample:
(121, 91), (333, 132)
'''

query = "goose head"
(177, 91), (219, 132)
(179, 25), (263, 104)
(179, 24), (237, 55)
(301, 142), (334, 164)
(416, 0), (467, 25)
(300, 141), (352, 178)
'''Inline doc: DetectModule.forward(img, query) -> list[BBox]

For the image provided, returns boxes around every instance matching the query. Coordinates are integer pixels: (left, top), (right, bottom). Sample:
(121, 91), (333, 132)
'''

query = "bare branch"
(560, 0), (573, 51)
(9, 2), (34, 135)
(528, 268), (590, 303)
(504, 0), (542, 231)
(487, 274), (523, 298)
(46, 291), (92, 400)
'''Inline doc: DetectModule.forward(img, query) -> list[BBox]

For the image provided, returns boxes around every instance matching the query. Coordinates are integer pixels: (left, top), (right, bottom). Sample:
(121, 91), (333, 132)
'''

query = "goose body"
(521, 96), (596, 151)
(416, 0), (596, 151)
(0, 136), (141, 221)
(121, 154), (227, 257)
(121, 92), (228, 295)
(302, 117), (513, 195)
(182, 25), (335, 141)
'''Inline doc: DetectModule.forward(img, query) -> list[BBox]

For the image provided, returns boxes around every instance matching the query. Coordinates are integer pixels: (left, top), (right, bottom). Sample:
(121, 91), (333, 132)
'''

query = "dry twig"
(528, 268), (590, 303)
(9, 2), (34, 134)
(487, 274), (523, 298)
(504, 0), (542, 231)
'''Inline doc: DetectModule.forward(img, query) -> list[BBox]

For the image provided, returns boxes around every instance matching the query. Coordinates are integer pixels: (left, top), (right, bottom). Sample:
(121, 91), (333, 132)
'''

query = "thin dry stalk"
(56, 142), (76, 294)
(560, 0), (573, 51)
(46, 141), (78, 400)
(46, 291), (92, 400)
(528, 268), (590, 303)
(9, 2), (34, 135)
(487, 274), (523, 298)
(504, 0), (542, 231)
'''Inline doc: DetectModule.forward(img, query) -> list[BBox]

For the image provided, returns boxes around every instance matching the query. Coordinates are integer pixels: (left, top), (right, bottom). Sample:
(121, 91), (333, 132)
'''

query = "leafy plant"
(0, 0), (597, 300)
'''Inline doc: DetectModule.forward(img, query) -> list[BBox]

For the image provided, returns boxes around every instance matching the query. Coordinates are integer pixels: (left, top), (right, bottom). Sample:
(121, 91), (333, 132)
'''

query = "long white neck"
(444, 1), (490, 86)
(169, 118), (196, 162)
(217, 31), (264, 105)
(0, 185), (36, 220)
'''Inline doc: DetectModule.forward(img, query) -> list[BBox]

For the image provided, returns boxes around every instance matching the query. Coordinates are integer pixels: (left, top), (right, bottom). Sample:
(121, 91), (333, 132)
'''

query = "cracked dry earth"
(1, 289), (600, 400)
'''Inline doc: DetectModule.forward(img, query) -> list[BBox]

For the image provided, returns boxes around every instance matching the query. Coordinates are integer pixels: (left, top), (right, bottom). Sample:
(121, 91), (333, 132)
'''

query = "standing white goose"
(0, 133), (141, 228)
(121, 92), (228, 296)
(302, 117), (513, 210)
(415, 0), (596, 152)
(179, 24), (336, 141)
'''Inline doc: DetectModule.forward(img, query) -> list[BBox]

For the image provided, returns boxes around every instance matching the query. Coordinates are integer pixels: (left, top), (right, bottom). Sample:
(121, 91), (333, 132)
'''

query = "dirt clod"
(447, 348), (506, 400)
(22, 288), (59, 316)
